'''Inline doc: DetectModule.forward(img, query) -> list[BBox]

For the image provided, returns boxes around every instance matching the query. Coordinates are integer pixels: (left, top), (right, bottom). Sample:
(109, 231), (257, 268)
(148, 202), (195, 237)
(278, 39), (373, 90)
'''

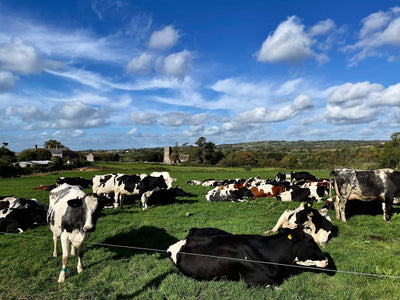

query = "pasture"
(1, 163), (400, 299)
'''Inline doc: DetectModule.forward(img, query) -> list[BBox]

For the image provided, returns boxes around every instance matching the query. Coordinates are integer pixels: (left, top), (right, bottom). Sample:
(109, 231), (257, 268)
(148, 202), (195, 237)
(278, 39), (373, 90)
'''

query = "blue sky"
(1, 1), (400, 152)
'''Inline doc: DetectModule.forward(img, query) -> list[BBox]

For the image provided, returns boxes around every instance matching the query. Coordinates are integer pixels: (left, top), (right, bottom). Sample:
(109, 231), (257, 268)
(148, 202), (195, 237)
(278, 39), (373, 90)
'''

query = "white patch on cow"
(167, 239), (187, 264)
(294, 257), (328, 268)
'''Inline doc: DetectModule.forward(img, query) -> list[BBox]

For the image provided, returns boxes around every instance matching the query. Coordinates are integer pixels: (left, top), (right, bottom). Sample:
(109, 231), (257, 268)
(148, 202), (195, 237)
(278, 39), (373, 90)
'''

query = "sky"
(1, 1), (400, 152)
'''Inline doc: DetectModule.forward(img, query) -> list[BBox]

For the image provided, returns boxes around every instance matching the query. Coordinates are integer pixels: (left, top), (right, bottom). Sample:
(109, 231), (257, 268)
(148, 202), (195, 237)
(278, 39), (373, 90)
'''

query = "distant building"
(86, 152), (119, 162)
(13, 160), (52, 168)
(163, 147), (189, 164)
(33, 144), (70, 158)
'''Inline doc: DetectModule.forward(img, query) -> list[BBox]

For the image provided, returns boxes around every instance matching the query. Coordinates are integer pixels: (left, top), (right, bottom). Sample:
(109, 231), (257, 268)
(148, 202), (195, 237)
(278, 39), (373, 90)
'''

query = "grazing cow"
(0, 196), (48, 233)
(146, 186), (187, 206)
(92, 173), (119, 206)
(150, 172), (176, 188)
(186, 180), (201, 185)
(114, 174), (168, 209)
(47, 184), (105, 283)
(331, 168), (400, 222)
(206, 184), (254, 202)
(56, 177), (92, 189)
(167, 227), (328, 286)
(291, 172), (317, 185)
(264, 199), (332, 246)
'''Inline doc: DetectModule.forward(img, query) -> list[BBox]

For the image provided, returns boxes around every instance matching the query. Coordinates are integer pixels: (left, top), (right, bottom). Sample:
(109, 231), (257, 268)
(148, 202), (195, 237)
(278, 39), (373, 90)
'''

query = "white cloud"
(126, 52), (153, 74)
(0, 71), (19, 91)
(148, 25), (180, 50)
(0, 37), (43, 74)
(309, 19), (336, 36)
(127, 128), (137, 135)
(343, 7), (400, 65)
(256, 16), (315, 64)
(328, 81), (383, 104)
(130, 111), (159, 125)
(162, 50), (193, 78)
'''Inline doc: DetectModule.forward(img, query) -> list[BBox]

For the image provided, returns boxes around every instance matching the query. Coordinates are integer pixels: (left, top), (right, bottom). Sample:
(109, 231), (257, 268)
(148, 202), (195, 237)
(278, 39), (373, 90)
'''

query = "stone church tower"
(163, 147), (172, 164)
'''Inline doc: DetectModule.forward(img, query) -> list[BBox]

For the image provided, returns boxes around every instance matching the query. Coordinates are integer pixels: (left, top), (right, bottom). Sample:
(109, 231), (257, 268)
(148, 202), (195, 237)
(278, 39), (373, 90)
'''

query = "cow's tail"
(329, 170), (335, 197)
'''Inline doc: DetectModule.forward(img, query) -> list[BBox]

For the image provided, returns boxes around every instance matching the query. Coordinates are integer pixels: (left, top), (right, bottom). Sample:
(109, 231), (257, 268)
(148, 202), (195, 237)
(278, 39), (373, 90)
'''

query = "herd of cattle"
(1, 168), (400, 286)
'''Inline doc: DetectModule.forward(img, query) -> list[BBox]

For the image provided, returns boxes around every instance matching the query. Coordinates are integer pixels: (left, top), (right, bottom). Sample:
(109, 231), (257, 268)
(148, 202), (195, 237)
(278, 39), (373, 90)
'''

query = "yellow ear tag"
(288, 234), (292, 240)
(307, 203), (311, 207)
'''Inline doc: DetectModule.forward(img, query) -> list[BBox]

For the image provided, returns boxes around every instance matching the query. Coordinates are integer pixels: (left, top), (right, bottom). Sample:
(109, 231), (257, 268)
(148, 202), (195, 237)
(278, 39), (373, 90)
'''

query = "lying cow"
(331, 168), (400, 221)
(167, 227), (328, 286)
(56, 177), (92, 189)
(291, 171), (317, 185)
(276, 185), (327, 202)
(205, 184), (254, 202)
(264, 199), (332, 246)
(146, 186), (187, 206)
(47, 184), (105, 283)
(0, 196), (48, 233)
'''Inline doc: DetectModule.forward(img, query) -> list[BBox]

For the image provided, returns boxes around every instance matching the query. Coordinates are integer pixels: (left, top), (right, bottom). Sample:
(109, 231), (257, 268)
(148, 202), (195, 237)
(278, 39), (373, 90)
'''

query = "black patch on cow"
(116, 175), (142, 192)
(61, 199), (85, 232)
(137, 176), (167, 194)
(0, 200), (10, 210)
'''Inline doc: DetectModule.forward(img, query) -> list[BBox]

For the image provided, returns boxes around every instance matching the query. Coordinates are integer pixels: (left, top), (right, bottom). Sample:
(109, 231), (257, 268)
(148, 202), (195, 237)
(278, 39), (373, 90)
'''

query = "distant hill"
(216, 140), (385, 152)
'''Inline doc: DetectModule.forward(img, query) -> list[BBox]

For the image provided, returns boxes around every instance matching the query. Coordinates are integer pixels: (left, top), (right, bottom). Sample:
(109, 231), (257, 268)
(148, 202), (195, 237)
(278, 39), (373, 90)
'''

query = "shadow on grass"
(93, 225), (179, 260)
(345, 199), (400, 220)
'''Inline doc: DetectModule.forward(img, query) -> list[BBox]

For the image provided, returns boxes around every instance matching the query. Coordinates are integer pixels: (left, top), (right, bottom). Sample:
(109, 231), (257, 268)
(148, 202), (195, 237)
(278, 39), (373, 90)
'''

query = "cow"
(56, 177), (92, 189)
(275, 171), (287, 183)
(167, 226), (328, 286)
(146, 186), (187, 206)
(264, 199), (332, 246)
(0, 196), (48, 233)
(330, 168), (400, 222)
(150, 172), (176, 188)
(47, 184), (105, 283)
(277, 185), (327, 202)
(291, 172), (317, 185)
(114, 174), (168, 209)
(186, 180), (201, 185)
(92, 173), (119, 207)
(248, 184), (286, 198)
(206, 184), (254, 202)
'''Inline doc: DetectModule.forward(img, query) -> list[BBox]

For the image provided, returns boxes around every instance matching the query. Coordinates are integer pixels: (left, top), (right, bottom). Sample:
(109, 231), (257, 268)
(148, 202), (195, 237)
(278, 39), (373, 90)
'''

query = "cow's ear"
(67, 199), (83, 208)
(319, 208), (328, 216)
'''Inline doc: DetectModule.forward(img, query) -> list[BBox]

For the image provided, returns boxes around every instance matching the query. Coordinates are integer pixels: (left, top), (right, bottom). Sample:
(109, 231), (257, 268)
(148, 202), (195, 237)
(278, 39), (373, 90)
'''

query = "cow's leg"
(76, 245), (85, 274)
(264, 210), (291, 234)
(339, 197), (347, 222)
(52, 233), (58, 258)
(58, 235), (70, 283)
(141, 190), (154, 210)
(70, 244), (76, 256)
(383, 195), (393, 221)
(113, 192), (120, 209)
(334, 195), (341, 220)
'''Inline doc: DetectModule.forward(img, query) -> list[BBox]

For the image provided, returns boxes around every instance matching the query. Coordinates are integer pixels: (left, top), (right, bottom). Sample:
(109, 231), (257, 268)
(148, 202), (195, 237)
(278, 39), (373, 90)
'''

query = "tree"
(378, 132), (400, 169)
(44, 139), (63, 148)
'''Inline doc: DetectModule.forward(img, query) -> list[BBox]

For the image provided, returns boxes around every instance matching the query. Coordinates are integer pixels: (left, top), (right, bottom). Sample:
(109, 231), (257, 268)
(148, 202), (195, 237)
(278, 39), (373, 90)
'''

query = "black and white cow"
(0, 196), (48, 233)
(186, 180), (202, 185)
(167, 227), (328, 286)
(56, 177), (92, 189)
(205, 184), (254, 202)
(114, 174), (168, 209)
(291, 171), (317, 185)
(47, 184), (105, 283)
(331, 168), (400, 222)
(146, 186), (187, 206)
(277, 185), (328, 202)
(264, 199), (332, 246)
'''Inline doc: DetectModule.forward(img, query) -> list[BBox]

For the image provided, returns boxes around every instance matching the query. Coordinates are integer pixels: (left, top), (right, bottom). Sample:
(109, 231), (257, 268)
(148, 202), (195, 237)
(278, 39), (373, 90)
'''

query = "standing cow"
(331, 168), (400, 222)
(47, 184), (105, 283)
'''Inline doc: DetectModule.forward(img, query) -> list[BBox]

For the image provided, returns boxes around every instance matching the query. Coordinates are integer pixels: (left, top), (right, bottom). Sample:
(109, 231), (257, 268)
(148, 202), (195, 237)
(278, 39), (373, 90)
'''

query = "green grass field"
(1, 163), (400, 299)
